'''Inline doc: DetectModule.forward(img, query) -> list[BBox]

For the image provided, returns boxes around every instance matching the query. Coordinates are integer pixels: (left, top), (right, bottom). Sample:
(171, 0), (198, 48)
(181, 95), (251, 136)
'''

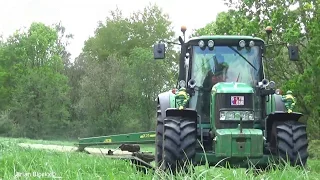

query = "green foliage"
(70, 4), (176, 137)
(309, 140), (320, 159)
(10, 67), (70, 138)
(0, 22), (70, 138)
(0, 138), (320, 180)
(0, 139), (153, 180)
(0, 3), (177, 139)
(83, 4), (175, 60)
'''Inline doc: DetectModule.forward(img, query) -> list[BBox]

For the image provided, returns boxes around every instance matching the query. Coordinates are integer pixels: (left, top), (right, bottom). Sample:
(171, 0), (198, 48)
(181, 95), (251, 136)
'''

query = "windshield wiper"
(228, 46), (257, 71)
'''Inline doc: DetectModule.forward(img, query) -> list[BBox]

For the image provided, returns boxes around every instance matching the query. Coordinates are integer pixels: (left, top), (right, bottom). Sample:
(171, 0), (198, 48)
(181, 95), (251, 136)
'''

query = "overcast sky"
(0, 0), (228, 61)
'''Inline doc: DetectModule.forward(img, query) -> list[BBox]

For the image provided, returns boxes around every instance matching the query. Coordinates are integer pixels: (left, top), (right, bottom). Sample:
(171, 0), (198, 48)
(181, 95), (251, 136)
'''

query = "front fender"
(265, 93), (304, 142)
(166, 108), (198, 119)
(158, 91), (176, 119)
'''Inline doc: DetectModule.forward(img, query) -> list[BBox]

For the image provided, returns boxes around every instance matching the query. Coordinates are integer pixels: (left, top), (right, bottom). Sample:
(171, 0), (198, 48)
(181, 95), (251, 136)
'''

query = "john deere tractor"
(153, 26), (308, 172)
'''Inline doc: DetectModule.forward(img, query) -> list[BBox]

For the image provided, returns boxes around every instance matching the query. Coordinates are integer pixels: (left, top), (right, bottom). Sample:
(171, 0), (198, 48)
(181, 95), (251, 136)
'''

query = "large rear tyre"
(162, 116), (197, 173)
(273, 121), (308, 167)
(155, 104), (164, 168)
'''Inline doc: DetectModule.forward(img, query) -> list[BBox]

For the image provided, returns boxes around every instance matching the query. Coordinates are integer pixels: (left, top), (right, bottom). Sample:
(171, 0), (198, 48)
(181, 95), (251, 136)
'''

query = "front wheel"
(162, 116), (197, 173)
(155, 104), (164, 168)
(272, 121), (308, 167)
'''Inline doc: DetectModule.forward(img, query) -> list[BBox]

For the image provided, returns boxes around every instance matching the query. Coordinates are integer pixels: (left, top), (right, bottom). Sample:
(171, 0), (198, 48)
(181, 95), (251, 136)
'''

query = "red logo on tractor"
(231, 96), (244, 105)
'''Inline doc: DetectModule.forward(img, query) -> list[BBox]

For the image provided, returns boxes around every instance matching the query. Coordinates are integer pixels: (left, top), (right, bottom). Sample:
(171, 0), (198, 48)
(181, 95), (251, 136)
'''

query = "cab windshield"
(191, 46), (261, 88)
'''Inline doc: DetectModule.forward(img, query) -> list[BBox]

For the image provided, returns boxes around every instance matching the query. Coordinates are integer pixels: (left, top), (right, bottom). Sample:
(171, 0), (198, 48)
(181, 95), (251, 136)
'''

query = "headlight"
(239, 40), (246, 47)
(249, 40), (255, 47)
(198, 40), (205, 48)
(220, 111), (226, 120)
(179, 80), (186, 88)
(248, 113), (254, 120)
(220, 110), (254, 120)
(269, 81), (276, 89)
(226, 111), (235, 120)
(208, 40), (214, 48)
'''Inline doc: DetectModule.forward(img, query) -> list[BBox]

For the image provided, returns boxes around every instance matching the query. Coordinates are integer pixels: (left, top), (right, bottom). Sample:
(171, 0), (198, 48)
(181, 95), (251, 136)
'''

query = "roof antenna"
(265, 26), (272, 45)
(181, 26), (187, 42)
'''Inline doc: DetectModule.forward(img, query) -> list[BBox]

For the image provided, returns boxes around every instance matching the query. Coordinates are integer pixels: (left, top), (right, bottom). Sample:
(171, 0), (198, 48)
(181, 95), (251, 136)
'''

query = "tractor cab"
(188, 37), (262, 87)
(153, 31), (299, 128)
(185, 36), (264, 125)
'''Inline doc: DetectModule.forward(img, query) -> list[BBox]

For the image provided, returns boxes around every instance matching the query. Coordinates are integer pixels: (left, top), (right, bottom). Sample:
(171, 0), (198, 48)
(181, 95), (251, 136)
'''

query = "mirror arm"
(158, 39), (181, 46)
(265, 42), (288, 47)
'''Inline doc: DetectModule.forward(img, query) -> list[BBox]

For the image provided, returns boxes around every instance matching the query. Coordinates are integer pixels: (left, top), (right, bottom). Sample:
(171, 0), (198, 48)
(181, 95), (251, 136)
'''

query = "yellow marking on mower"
(104, 139), (112, 143)
(140, 133), (156, 138)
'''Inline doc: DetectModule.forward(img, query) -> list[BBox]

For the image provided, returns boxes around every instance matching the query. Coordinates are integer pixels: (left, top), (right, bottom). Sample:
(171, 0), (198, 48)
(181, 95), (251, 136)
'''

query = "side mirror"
(288, 45), (299, 61)
(153, 43), (166, 59)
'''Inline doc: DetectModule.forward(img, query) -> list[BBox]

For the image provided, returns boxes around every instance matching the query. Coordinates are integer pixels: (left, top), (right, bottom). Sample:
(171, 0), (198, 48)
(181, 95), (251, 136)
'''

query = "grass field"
(0, 137), (320, 180)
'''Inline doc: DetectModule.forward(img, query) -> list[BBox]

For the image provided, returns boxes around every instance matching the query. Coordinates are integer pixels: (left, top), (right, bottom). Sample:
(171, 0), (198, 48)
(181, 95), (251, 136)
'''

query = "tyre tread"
(162, 116), (197, 172)
(276, 121), (308, 167)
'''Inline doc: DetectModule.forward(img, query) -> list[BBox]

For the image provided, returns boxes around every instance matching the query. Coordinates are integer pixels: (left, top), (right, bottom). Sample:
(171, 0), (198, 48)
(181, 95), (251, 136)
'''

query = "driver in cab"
(202, 54), (228, 91)
(202, 54), (228, 119)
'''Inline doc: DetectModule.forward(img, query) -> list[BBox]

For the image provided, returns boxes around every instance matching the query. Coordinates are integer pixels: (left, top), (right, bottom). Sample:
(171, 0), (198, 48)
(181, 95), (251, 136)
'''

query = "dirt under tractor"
(76, 26), (308, 173)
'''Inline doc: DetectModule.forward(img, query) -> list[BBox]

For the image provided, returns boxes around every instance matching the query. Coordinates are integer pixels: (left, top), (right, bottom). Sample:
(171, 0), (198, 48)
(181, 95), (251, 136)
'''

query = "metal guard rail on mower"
(76, 131), (156, 151)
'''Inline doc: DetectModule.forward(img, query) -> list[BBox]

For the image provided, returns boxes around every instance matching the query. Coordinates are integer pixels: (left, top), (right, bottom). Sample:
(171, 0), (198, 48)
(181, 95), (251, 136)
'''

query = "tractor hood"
(212, 82), (254, 93)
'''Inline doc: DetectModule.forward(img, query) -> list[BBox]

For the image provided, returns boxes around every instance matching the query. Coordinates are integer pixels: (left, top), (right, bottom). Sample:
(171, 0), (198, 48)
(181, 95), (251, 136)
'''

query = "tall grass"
(0, 137), (319, 180)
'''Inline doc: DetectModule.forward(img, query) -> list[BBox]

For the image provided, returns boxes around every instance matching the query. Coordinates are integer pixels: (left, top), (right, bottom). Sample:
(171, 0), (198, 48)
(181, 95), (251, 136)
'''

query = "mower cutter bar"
(76, 131), (156, 151)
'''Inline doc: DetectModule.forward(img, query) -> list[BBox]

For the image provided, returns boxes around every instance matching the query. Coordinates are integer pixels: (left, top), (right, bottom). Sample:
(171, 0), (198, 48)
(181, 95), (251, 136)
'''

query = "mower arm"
(76, 131), (156, 151)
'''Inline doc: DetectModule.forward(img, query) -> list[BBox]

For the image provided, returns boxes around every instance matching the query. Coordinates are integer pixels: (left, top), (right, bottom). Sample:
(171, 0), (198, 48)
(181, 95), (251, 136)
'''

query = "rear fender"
(166, 108), (198, 120)
(265, 111), (303, 142)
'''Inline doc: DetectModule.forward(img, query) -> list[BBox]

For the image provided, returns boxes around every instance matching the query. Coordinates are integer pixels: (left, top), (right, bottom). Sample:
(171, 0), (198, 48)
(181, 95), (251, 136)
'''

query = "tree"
(74, 3), (178, 135)
(0, 22), (70, 138)
(83, 3), (175, 61)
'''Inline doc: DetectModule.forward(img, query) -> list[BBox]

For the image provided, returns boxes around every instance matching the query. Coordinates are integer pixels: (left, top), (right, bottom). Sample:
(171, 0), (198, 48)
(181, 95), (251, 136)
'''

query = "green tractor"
(153, 26), (308, 172)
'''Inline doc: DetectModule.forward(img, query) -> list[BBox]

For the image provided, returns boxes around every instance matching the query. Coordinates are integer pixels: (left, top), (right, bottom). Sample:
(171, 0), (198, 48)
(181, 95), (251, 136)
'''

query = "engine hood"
(212, 82), (254, 93)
